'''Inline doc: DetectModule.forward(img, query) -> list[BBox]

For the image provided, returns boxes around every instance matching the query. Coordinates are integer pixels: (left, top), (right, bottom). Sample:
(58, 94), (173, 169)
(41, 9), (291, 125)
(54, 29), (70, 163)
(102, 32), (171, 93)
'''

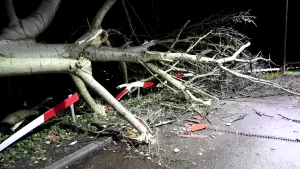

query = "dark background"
(0, 0), (299, 115)
(1, 0), (298, 64)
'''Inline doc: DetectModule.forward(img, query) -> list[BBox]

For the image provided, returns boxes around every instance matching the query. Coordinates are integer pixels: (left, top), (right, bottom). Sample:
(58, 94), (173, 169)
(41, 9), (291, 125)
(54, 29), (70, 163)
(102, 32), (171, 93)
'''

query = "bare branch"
(122, 0), (141, 45)
(105, 39), (128, 84)
(216, 42), (250, 63)
(0, 58), (77, 77)
(218, 64), (300, 96)
(84, 47), (212, 63)
(170, 20), (190, 51)
(107, 28), (130, 41)
(186, 30), (212, 53)
(144, 63), (211, 105)
(71, 75), (107, 116)
(123, 40), (156, 52)
(72, 0), (117, 56)
(125, 0), (152, 37)
(74, 70), (152, 143)
(119, 62), (128, 83)
(91, 0), (117, 29)
(185, 67), (219, 84)
(1, 0), (61, 40)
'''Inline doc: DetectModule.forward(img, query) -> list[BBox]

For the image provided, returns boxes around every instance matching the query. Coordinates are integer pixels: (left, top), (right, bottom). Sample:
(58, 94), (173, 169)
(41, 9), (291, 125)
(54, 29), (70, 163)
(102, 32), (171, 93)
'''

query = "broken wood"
(154, 120), (176, 127)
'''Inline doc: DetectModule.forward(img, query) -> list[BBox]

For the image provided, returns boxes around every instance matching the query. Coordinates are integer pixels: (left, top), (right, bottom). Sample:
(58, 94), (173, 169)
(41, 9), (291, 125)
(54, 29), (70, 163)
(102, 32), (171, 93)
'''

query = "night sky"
(0, 0), (298, 64)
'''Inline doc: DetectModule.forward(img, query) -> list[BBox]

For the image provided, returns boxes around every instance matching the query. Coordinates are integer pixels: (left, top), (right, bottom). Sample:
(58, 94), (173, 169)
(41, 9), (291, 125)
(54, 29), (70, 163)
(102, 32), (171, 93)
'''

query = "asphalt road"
(70, 95), (300, 169)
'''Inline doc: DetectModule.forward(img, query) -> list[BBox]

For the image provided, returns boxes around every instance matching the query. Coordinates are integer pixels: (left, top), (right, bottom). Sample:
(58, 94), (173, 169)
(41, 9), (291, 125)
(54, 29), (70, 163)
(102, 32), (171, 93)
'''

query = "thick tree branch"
(91, 0), (117, 29)
(0, 41), (256, 69)
(73, 0), (117, 50)
(119, 62), (128, 83)
(104, 39), (128, 84)
(71, 75), (107, 117)
(5, 0), (18, 26)
(84, 47), (212, 63)
(0, 58), (77, 77)
(74, 70), (152, 143)
(0, 40), (71, 58)
(0, 41), (244, 64)
(1, 0), (62, 40)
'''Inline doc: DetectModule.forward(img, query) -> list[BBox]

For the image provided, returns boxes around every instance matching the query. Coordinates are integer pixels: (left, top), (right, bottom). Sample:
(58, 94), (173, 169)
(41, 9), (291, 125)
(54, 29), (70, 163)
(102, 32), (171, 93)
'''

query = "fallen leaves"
(192, 115), (203, 120)
(187, 124), (208, 132)
(180, 114), (209, 139)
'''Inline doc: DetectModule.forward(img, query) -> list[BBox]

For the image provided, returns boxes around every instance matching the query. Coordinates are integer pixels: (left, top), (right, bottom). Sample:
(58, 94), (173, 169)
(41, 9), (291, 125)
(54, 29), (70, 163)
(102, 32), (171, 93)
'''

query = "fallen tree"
(0, 0), (299, 143)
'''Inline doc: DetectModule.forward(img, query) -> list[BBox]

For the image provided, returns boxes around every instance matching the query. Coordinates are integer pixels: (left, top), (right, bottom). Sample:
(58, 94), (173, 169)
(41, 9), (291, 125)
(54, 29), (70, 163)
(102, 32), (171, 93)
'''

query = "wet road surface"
(70, 95), (300, 169)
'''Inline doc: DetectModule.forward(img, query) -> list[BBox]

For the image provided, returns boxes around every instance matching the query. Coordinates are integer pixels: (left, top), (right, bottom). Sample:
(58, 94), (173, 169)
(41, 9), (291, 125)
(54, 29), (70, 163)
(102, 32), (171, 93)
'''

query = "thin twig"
(184, 119), (201, 123)
(122, 0), (141, 45)
(138, 59), (177, 93)
(185, 67), (219, 84)
(170, 20), (190, 51)
(191, 105), (212, 124)
(231, 113), (247, 123)
(262, 114), (274, 118)
(218, 64), (300, 96)
(154, 120), (176, 127)
(86, 15), (91, 29)
(253, 109), (262, 116)
(125, 0), (152, 37)
(186, 30), (212, 53)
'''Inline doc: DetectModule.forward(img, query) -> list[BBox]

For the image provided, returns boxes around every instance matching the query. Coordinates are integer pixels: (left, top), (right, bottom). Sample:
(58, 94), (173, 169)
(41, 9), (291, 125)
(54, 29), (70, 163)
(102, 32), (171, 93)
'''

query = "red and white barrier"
(106, 73), (196, 109)
(106, 81), (163, 109)
(0, 93), (79, 152)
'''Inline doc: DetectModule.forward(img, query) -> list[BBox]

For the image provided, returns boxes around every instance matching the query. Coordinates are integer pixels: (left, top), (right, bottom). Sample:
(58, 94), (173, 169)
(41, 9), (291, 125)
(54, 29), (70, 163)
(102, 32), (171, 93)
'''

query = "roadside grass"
(259, 70), (300, 79)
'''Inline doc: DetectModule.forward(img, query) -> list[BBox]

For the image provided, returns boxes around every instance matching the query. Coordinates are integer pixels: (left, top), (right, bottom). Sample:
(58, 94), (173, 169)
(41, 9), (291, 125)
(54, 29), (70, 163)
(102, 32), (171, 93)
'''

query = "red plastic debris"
(143, 82), (158, 88)
(51, 134), (57, 143)
(187, 124), (208, 131)
(174, 73), (184, 79)
(181, 135), (207, 138)
(139, 119), (146, 126)
(192, 115), (203, 120)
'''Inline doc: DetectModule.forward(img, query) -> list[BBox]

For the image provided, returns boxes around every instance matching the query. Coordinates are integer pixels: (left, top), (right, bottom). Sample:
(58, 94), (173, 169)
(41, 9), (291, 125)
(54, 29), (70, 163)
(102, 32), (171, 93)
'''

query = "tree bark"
(71, 75), (107, 117)
(74, 70), (151, 138)
(1, 0), (61, 40)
